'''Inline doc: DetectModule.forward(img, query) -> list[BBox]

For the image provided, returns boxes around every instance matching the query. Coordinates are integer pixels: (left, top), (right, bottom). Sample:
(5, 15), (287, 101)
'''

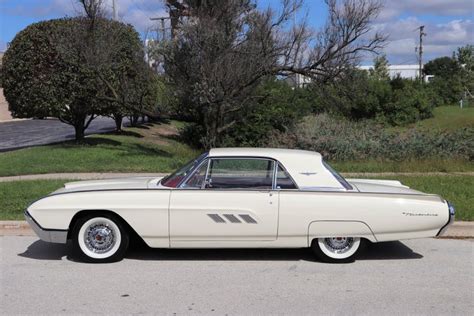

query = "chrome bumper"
(437, 201), (455, 237)
(24, 211), (68, 244)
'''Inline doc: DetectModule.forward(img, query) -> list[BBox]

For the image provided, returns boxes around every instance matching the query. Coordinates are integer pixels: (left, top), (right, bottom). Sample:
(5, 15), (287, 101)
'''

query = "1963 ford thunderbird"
(25, 148), (454, 263)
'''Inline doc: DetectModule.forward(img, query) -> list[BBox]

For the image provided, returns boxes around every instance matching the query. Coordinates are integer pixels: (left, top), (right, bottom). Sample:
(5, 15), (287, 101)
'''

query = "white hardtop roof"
(209, 147), (321, 160)
(208, 148), (343, 190)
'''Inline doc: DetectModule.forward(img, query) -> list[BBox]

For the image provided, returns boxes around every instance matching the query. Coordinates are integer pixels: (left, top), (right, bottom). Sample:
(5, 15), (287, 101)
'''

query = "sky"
(0, 0), (473, 65)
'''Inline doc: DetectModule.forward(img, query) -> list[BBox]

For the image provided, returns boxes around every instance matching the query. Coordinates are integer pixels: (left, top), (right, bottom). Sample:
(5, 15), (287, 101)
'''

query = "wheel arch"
(307, 220), (377, 246)
(67, 209), (143, 243)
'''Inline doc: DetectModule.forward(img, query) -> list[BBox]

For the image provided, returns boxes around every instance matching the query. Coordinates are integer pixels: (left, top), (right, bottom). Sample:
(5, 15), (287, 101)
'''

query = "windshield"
(323, 161), (353, 190)
(160, 152), (208, 188)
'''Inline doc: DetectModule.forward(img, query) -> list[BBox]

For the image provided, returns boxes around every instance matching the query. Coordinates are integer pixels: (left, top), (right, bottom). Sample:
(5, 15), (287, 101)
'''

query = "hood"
(347, 178), (424, 195)
(52, 177), (164, 194)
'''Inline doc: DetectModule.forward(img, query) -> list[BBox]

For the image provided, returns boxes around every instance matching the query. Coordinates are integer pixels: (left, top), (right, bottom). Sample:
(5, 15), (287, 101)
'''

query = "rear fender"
(308, 220), (377, 246)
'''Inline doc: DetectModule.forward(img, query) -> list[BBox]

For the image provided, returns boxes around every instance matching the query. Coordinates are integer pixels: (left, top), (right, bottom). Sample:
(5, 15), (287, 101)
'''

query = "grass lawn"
(0, 119), (472, 176)
(369, 175), (473, 221)
(0, 176), (472, 221)
(397, 105), (474, 132)
(0, 179), (70, 220)
(333, 159), (474, 173)
(0, 121), (200, 177)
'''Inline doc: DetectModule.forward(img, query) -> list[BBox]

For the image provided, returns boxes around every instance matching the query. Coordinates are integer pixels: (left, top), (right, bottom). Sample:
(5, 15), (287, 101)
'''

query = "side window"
(276, 164), (297, 189)
(207, 158), (274, 189)
(182, 160), (208, 189)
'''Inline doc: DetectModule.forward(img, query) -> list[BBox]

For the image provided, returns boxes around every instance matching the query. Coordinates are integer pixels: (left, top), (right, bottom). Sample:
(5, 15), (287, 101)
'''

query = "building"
(358, 64), (422, 80)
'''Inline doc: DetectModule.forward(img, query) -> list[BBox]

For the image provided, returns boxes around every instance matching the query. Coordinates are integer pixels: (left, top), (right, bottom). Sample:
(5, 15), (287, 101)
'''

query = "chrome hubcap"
(324, 237), (354, 254)
(84, 223), (116, 254)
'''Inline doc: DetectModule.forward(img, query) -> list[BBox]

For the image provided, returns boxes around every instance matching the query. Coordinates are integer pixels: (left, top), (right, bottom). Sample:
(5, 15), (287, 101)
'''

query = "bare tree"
(155, 0), (386, 148)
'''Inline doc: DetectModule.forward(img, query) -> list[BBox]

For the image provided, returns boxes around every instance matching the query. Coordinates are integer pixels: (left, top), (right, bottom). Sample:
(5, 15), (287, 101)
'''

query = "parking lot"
(1, 236), (472, 315)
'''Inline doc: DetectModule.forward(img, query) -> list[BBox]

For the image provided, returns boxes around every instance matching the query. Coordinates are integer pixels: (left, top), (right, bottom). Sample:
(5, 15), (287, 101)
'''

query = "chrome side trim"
(239, 214), (258, 224)
(223, 214), (241, 223)
(24, 211), (68, 244)
(207, 214), (226, 223)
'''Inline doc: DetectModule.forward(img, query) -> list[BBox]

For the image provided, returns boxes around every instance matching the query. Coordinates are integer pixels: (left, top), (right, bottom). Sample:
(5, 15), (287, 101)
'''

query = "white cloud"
(378, 0), (473, 21)
(371, 11), (473, 63)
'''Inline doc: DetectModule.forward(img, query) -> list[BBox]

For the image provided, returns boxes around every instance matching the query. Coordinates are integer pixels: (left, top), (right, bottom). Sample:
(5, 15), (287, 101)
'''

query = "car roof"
(209, 147), (322, 160)
(208, 148), (344, 190)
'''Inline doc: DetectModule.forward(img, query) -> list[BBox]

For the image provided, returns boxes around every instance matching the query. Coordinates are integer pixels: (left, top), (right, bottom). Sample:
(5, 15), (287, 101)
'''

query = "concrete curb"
(1, 220), (472, 238)
(0, 172), (473, 182)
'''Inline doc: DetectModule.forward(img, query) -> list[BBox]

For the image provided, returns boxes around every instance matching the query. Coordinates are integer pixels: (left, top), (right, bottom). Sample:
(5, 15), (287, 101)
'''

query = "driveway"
(0, 117), (128, 152)
(0, 237), (472, 315)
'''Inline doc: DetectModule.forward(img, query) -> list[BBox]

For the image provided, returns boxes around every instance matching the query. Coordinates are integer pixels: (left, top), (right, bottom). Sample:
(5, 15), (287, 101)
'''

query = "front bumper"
(437, 201), (455, 237)
(24, 211), (68, 244)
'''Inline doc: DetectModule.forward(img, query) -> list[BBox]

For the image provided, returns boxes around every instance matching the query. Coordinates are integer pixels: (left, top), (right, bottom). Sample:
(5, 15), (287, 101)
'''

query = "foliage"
(1, 17), (151, 140)
(183, 79), (311, 147)
(382, 79), (433, 125)
(370, 54), (390, 80)
(310, 68), (434, 125)
(423, 45), (474, 105)
(156, 0), (384, 148)
(424, 56), (460, 77)
(268, 114), (474, 161)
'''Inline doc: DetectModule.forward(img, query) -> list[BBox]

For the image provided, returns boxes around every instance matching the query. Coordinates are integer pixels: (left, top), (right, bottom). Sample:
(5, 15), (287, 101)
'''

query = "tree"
(370, 54), (389, 80)
(2, 19), (101, 139)
(455, 44), (473, 68)
(2, 11), (148, 139)
(424, 56), (460, 78)
(455, 45), (474, 101)
(155, 0), (385, 148)
(424, 55), (465, 105)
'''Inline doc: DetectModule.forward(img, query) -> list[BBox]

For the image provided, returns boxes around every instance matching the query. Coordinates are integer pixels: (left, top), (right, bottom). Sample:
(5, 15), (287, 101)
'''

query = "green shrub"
(180, 80), (313, 147)
(381, 81), (433, 125)
(268, 114), (474, 161)
(312, 69), (435, 125)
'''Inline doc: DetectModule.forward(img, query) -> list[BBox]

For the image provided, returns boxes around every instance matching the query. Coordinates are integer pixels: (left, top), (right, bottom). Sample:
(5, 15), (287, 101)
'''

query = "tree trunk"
(114, 115), (123, 132)
(74, 124), (85, 141)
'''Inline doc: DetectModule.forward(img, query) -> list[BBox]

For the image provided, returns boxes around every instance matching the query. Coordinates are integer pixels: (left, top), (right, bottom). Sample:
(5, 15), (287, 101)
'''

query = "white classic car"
(25, 148), (454, 263)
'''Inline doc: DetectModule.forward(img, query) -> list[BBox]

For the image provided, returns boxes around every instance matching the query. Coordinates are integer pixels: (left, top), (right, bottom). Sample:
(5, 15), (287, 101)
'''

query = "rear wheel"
(72, 214), (129, 263)
(311, 237), (362, 263)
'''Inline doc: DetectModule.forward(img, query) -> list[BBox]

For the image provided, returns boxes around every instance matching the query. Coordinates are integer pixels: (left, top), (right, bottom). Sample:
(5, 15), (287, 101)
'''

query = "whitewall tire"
(72, 214), (129, 263)
(312, 237), (362, 263)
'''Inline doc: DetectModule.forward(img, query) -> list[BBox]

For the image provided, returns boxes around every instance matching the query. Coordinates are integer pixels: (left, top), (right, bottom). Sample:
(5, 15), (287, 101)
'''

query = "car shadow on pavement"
(125, 241), (423, 261)
(18, 240), (422, 262)
(18, 240), (71, 261)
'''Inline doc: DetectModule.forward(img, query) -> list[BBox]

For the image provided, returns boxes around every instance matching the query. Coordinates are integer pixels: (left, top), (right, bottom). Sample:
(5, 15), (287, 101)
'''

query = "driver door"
(169, 157), (279, 245)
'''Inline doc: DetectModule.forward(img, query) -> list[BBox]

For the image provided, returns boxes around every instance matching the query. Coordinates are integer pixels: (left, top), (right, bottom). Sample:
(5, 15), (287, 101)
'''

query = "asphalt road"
(0, 237), (472, 315)
(0, 117), (130, 152)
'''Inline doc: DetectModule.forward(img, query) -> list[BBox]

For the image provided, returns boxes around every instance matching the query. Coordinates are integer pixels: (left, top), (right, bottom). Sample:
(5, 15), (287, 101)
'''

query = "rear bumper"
(24, 211), (68, 244)
(437, 201), (455, 237)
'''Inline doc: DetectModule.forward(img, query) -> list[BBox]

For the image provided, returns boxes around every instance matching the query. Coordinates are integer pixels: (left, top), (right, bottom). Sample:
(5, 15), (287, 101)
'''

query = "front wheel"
(72, 215), (129, 263)
(311, 237), (363, 263)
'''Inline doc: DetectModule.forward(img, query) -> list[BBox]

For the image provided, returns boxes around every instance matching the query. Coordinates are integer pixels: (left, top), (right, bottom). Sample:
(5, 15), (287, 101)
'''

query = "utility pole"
(417, 25), (426, 82)
(112, 0), (118, 20)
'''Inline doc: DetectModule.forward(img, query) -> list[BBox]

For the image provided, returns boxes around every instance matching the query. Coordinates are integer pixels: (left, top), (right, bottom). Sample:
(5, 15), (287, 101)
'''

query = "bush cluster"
(268, 114), (474, 161)
(311, 69), (435, 126)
